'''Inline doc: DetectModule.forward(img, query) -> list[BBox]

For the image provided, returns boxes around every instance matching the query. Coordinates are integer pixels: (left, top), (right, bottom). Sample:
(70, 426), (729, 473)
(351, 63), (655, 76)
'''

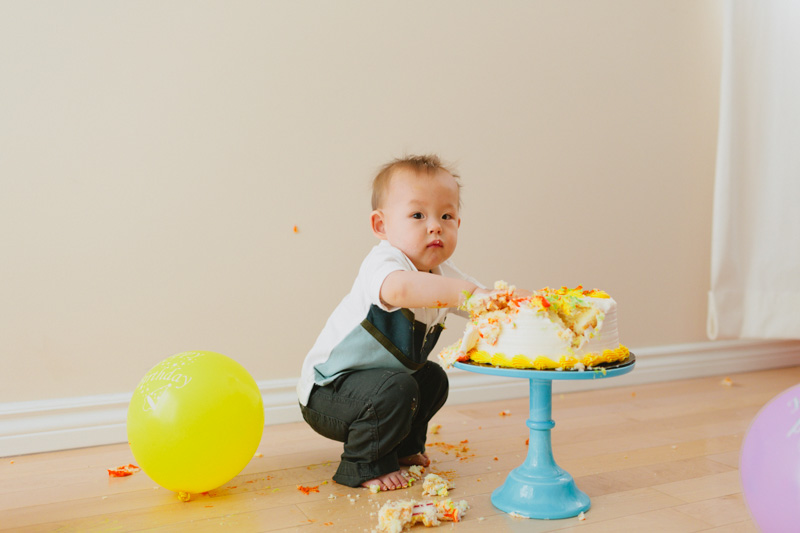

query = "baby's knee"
(422, 361), (448, 387)
(416, 361), (449, 401)
(376, 372), (420, 414)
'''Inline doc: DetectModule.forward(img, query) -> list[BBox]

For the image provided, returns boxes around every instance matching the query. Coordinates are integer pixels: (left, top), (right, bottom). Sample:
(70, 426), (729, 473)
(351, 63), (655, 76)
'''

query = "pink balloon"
(740, 383), (800, 532)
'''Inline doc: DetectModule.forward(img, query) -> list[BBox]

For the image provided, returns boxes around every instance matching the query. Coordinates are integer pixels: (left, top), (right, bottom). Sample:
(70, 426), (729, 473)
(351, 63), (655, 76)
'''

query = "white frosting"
(476, 296), (620, 359)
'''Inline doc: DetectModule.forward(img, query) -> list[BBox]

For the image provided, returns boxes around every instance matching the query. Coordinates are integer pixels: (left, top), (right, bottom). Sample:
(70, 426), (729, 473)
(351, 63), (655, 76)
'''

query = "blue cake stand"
(454, 354), (635, 519)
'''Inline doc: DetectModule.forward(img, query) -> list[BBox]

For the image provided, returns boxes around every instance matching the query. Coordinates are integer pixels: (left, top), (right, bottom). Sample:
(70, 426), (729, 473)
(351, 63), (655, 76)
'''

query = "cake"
(439, 281), (629, 370)
(377, 498), (469, 532)
(421, 473), (452, 497)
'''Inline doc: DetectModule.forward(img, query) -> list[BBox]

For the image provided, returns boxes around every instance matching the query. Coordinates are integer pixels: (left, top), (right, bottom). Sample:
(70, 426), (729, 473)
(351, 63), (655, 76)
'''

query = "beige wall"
(0, 1), (722, 403)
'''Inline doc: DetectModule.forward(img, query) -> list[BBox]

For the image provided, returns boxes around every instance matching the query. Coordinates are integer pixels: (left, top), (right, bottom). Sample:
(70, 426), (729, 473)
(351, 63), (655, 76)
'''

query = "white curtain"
(708, 0), (800, 340)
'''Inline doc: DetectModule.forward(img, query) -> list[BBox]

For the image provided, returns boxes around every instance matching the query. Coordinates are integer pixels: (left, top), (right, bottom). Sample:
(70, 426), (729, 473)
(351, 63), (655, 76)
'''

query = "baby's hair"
(371, 154), (461, 210)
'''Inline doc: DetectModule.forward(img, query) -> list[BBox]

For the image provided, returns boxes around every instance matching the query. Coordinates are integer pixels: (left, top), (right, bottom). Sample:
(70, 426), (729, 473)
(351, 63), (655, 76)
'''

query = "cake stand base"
(491, 461), (590, 519)
(455, 355), (635, 520)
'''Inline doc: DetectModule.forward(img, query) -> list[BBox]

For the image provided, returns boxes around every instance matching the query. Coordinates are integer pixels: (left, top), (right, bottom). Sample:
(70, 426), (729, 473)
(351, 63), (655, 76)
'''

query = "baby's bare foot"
(399, 452), (431, 467)
(361, 470), (410, 491)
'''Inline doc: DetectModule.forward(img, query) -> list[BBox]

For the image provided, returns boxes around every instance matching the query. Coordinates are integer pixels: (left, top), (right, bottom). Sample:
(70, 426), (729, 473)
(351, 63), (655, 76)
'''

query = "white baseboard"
(2, 340), (799, 458)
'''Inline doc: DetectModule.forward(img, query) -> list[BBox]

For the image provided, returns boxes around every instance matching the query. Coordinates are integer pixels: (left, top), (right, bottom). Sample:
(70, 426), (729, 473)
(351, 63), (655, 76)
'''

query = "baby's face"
(375, 168), (461, 272)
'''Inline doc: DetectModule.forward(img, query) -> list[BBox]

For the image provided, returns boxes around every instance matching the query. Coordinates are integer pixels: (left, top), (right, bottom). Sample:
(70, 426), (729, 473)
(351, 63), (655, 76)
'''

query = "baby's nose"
(428, 221), (441, 233)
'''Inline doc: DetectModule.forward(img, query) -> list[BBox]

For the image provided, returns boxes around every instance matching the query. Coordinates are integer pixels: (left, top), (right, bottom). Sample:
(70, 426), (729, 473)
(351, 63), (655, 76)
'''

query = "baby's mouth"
(427, 240), (443, 248)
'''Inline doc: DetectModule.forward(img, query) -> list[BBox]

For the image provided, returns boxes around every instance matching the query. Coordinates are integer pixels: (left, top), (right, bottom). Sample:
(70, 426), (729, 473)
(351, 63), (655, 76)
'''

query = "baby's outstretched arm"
(380, 271), (487, 309)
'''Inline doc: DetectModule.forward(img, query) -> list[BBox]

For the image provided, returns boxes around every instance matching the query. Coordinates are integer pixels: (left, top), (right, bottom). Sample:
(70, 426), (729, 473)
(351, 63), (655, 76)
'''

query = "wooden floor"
(4, 366), (796, 532)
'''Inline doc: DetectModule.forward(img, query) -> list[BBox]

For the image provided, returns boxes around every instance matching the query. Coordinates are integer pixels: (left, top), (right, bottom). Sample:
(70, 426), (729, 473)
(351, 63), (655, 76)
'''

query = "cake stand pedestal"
(454, 355), (635, 520)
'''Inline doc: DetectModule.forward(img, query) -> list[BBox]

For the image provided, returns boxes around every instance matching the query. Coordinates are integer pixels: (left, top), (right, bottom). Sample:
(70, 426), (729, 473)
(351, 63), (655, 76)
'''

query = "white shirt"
(297, 241), (480, 406)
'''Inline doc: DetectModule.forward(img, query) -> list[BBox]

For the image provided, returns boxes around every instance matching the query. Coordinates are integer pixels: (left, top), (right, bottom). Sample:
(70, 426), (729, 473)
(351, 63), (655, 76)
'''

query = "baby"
(297, 155), (490, 491)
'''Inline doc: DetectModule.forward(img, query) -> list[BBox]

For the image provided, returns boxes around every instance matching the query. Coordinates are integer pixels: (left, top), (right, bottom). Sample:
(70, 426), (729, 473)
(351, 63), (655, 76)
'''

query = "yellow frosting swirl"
(467, 345), (629, 370)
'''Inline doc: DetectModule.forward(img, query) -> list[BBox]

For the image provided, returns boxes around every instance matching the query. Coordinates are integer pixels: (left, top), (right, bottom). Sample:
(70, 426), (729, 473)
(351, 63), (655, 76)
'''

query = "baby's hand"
(457, 287), (490, 312)
(461, 283), (532, 313)
(494, 281), (531, 299)
(471, 288), (494, 298)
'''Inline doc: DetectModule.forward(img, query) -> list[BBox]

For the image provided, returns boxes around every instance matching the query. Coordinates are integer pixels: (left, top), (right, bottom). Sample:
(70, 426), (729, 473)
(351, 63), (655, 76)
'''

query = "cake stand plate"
(454, 354), (636, 520)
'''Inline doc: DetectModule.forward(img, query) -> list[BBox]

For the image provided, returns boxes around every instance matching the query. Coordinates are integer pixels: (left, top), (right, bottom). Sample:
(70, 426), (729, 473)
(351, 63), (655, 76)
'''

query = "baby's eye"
(412, 212), (424, 219)
(442, 214), (454, 220)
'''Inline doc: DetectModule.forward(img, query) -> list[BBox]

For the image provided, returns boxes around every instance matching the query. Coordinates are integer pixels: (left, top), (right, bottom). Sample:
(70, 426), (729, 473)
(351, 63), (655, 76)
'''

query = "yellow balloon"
(127, 351), (264, 495)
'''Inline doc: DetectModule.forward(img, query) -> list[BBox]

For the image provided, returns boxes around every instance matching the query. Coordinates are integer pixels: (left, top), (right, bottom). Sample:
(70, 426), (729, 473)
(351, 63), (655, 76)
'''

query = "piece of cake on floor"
(377, 498), (469, 533)
(439, 281), (629, 370)
(421, 473), (452, 497)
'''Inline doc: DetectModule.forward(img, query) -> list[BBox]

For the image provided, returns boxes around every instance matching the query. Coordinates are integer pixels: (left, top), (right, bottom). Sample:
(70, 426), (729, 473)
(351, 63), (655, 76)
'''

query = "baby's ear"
(370, 210), (387, 239)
